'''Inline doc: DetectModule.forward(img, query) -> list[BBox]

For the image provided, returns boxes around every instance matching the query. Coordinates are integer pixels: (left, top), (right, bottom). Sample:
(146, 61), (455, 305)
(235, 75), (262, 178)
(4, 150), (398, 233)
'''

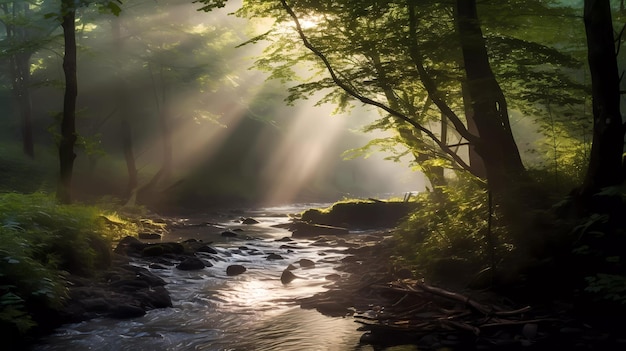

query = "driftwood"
(353, 279), (555, 337)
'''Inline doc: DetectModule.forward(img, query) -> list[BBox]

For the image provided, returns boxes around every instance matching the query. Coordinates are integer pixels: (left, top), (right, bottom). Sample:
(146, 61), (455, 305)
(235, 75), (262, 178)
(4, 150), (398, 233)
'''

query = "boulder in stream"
(281, 269), (298, 284)
(226, 265), (247, 276)
(176, 257), (206, 270)
(266, 253), (284, 260)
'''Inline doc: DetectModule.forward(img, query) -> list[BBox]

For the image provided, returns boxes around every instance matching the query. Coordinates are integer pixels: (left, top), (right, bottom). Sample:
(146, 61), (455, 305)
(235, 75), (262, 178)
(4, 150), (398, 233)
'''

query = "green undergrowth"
(393, 176), (626, 315)
(0, 192), (140, 342)
(392, 177), (511, 286)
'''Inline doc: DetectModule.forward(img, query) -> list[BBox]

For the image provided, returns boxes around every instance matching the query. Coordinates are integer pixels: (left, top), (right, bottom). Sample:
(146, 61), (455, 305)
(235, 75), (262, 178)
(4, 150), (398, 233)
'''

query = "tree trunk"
(461, 81), (486, 178)
(3, 3), (35, 158)
(580, 0), (625, 198)
(57, 1), (77, 204)
(454, 0), (526, 196)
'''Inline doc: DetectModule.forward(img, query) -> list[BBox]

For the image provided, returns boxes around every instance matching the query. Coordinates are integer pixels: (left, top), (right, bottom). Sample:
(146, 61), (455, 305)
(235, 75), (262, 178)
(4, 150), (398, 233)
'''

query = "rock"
(314, 301), (348, 317)
(280, 244), (300, 250)
(176, 257), (206, 270)
(80, 298), (109, 312)
(138, 232), (162, 240)
(141, 245), (166, 257)
(110, 279), (150, 291)
(226, 265), (247, 276)
(136, 270), (167, 286)
(298, 259), (315, 268)
(341, 255), (358, 263)
(197, 245), (218, 254)
(288, 221), (350, 238)
(135, 286), (172, 308)
(241, 217), (259, 224)
(221, 230), (238, 237)
(109, 304), (146, 319)
(286, 264), (298, 270)
(149, 263), (168, 270)
(281, 269), (298, 284)
(276, 237), (293, 242)
(325, 273), (341, 280)
(267, 253), (284, 260)
(114, 236), (147, 256)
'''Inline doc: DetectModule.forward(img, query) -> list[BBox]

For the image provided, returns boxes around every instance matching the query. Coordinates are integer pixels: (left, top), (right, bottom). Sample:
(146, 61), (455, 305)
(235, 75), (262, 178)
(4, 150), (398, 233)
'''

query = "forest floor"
(297, 230), (626, 350)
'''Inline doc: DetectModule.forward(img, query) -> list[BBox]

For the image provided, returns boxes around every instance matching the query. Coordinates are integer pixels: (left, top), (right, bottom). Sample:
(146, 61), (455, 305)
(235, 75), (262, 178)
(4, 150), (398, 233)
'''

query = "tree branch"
(279, 0), (472, 172)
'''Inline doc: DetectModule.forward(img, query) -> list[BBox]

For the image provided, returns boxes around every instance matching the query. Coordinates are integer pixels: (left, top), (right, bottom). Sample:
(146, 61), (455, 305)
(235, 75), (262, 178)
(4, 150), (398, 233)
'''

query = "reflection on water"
(35, 206), (389, 351)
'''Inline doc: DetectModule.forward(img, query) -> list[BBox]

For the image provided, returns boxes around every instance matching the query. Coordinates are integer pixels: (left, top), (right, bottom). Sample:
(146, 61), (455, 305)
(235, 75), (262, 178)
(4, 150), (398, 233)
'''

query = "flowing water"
(34, 205), (405, 351)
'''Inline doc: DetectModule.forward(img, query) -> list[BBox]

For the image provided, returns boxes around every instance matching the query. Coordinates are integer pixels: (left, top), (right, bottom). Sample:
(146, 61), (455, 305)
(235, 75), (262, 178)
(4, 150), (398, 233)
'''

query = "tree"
(579, 0), (625, 200)
(55, 0), (122, 203)
(0, 0), (56, 158)
(198, 0), (587, 213)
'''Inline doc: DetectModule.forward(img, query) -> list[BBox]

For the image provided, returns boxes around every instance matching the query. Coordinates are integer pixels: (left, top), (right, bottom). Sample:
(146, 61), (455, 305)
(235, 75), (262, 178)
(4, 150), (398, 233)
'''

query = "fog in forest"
(0, 0), (426, 208)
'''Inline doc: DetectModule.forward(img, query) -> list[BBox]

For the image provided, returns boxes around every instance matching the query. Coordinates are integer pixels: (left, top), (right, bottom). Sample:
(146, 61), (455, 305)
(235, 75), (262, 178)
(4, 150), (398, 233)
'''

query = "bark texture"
(580, 0), (625, 198)
(57, 2), (77, 204)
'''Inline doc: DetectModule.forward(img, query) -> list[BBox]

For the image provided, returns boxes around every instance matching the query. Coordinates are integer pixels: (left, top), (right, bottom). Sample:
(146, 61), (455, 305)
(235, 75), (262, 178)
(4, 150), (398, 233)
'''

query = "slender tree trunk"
(461, 81), (486, 178)
(580, 0), (625, 198)
(2, 3), (35, 158)
(17, 54), (34, 159)
(454, 0), (526, 196)
(57, 1), (77, 204)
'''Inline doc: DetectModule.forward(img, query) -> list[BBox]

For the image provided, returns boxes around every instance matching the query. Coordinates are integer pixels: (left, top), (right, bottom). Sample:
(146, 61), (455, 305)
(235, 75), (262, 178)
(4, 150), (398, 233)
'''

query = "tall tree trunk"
(580, 0), (625, 198)
(17, 54), (34, 159)
(454, 0), (526, 197)
(461, 81), (486, 178)
(57, 1), (77, 204)
(2, 3), (35, 158)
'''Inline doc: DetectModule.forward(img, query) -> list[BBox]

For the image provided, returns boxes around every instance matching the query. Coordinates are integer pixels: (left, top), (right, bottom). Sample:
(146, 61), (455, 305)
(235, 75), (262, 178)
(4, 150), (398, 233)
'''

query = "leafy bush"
(393, 176), (512, 280)
(0, 192), (137, 339)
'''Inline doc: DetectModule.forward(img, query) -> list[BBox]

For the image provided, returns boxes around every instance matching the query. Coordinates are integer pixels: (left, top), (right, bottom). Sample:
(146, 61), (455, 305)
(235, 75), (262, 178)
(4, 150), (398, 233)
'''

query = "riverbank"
(28, 202), (626, 350)
(297, 233), (626, 350)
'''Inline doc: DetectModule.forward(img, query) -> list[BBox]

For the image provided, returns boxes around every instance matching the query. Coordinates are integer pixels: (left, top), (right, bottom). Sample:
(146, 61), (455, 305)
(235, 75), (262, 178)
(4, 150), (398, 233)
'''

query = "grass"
(0, 192), (140, 342)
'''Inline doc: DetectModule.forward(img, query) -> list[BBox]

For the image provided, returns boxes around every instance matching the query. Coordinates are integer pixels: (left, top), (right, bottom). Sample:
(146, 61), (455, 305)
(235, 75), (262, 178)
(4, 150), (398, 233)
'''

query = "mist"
(0, 0), (425, 209)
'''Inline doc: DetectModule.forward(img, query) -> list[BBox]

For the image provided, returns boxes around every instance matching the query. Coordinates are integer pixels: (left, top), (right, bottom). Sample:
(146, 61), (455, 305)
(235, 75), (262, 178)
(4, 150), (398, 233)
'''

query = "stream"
(34, 205), (409, 351)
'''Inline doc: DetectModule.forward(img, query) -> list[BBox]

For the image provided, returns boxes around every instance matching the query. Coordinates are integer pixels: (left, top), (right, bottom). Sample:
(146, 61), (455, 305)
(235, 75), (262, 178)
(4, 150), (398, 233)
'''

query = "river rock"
(108, 304), (146, 319)
(138, 232), (162, 240)
(134, 286), (172, 308)
(221, 230), (238, 237)
(281, 269), (298, 284)
(241, 217), (259, 224)
(176, 257), (206, 270)
(267, 253), (285, 260)
(226, 265), (247, 276)
(114, 236), (147, 256)
(197, 245), (218, 254)
(298, 259), (315, 268)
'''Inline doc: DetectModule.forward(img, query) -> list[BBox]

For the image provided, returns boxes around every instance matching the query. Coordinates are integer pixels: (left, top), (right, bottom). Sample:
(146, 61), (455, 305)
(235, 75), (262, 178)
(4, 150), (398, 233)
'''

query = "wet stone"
(197, 245), (218, 254)
(226, 265), (247, 276)
(267, 253), (284, 260)
(241, 217), (259, 224)
(298, 259), (316, 268)
(109, 304), (146, 319)
(281, 269), (298, 284)
(138, 232), (162, 240)
(176, 257), (206, 270)
(221, 230), (238, 237)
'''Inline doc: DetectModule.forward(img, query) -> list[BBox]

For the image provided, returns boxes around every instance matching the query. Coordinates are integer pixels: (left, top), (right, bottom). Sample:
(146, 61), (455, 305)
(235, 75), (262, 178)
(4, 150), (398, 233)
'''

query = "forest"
(1, 0), (626, 349)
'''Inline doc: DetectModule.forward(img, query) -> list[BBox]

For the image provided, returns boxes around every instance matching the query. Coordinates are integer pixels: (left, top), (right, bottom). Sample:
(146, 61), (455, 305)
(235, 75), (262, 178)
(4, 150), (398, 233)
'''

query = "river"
(33, 204), (416, 351)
